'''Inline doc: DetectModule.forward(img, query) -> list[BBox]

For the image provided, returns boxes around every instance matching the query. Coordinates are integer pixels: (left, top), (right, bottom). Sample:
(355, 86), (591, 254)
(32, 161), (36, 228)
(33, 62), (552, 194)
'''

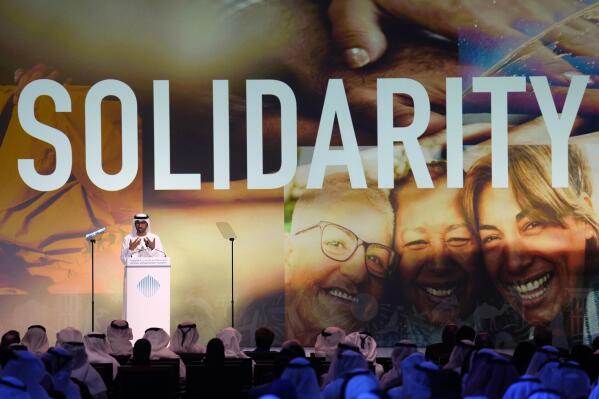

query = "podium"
(125, 257), (171, 341)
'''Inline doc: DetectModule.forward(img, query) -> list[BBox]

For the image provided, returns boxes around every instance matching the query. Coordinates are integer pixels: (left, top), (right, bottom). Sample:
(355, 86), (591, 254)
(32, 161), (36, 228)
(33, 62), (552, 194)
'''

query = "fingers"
(13, 64), (60, 104)
(328, 0), (388, 68)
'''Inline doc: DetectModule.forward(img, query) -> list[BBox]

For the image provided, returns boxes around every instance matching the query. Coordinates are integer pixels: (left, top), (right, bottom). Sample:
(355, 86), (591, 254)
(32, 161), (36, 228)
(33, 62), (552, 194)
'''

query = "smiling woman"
(463, 145), (599, 345)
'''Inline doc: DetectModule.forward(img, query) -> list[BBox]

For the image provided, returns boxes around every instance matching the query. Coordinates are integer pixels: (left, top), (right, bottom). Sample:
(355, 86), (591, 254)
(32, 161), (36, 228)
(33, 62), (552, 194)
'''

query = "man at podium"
(120, 213), (165, 264)
(120, 213), (169, 332)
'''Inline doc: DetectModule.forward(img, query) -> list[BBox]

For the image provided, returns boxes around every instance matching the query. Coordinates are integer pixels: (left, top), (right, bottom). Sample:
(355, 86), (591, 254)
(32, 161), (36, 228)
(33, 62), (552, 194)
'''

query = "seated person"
(169, 322), (205, 354)
(425, 324), (459, 366)
(130, 338), (151, 365)
(247, 327), (278, 359)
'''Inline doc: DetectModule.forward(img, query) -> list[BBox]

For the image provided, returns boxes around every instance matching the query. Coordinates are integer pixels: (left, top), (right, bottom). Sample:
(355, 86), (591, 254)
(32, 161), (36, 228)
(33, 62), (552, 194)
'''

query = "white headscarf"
(444, 339), (475, 373)
(131, 213), (152, 235)
(142, 328), (185, 378)
(380, 340), (417, 389)
(280, 357), (323, 399)
(84, 333), (120, 379)
(21, 325), (49, 356)
(526, 346), (559, 376)
(41, 347), (81, 399)
(106, 320), (133, 356)
(314, 327), (346, 361)
(343, 332), (377, 362)
(57, 329), (107, 398)
(216, 327), (249, 358)
(55, 327), (83, 346)
(169, 322), (205, 353)
(1, 351), (49, 399)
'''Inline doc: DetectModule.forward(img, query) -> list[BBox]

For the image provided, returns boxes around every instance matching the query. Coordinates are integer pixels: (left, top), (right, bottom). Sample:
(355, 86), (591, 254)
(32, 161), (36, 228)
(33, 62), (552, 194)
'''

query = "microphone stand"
(90, 238), (96, 332)
(230, 237), (235, 328)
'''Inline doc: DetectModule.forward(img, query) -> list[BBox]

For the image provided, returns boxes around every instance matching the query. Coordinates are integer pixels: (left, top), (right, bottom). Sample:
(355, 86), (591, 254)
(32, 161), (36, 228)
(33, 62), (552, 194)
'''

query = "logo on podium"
(137, 274), (160, 297)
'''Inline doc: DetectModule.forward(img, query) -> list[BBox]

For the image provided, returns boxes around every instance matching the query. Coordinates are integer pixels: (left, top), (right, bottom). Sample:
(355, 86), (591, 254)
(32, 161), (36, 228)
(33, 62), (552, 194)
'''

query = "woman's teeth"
(512, 273), (552, 296)
(424, 287), (456, 297)
(328, 288), (359, 303)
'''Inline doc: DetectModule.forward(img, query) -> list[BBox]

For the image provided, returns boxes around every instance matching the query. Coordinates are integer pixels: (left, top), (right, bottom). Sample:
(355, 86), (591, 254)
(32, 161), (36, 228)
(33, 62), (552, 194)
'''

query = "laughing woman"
(462, 145), (599, 345)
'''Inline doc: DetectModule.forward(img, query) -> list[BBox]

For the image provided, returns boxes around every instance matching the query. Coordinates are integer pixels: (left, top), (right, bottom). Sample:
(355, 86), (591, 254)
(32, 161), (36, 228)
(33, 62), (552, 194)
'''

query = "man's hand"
(129, 237), (141, 251)
(144, 237), (156, 250)
(328, 0), (592, 75)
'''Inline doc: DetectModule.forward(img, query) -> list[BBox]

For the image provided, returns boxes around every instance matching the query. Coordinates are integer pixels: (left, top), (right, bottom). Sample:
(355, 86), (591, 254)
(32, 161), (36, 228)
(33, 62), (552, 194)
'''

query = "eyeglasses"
(295, 221), (395, 278)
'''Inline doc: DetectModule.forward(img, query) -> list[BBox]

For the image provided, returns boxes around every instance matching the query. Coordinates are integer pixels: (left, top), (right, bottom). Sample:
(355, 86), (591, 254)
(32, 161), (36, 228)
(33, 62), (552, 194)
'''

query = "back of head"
(391, 340), (417, 369)
(512, 341), (537, 375)
(441, 324), (459, 347)
(3, 350), (46, 385)
(205, 338), (225, 367)
(42, 347), (74, 375)
(132, 338), (151, 364)
(255, 327), (275, 351)
(107, 320), (133, 355)
(171, 322), (200, 353)
(456, 326), (475, 342)
(331, 348), (368, 381)
(341, 369), (379, 399)
(533, 325), (553, 348)
(22, 325), (49, 355)
(143, 327), (170, 352)
(343, 332), (377, 362)
(1, 330), (21, 348)
(56, 327), (83, 346)
(474, 332), (494, 349)
(216, 327), (243, 357)
(314, 327), (346, 360)
(280, 357), (321, 398)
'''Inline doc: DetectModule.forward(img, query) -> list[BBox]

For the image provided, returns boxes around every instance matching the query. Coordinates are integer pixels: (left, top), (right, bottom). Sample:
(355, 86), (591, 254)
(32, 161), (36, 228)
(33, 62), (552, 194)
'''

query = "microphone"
(85, 227), (106, 241)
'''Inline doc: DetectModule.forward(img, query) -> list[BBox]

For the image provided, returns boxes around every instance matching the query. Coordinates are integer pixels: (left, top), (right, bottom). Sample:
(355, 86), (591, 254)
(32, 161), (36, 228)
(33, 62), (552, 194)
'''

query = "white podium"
(125, 257), (171, 341)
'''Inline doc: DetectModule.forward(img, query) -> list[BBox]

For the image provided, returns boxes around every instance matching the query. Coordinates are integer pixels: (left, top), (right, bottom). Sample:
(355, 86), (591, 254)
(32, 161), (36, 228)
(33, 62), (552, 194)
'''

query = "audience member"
(474, 331), (494, 349)
(59, 339), (107, 399)
(425, 324), (458, 366)
(443, 339), (475, 376)
(380, 340), (416, 389)
(21, 326), (48, 356)
(386, 352), (425, 398)
(538, 360), (590, 399)
(533, 325), (553, 348)
(314, 327), (346, 360)
(1, 330), (21, 349)
(2, 350), (51, 399)
(106, 320), (133, 356)
(511, 341), (537, 375)
(169, 322), (205, 353)
(324, 367), (378, 399)
(130, 338), (151, 365)
(526, 346), (560, 376)
(41, 347), (81, 399)
(322, 347), (368, 386)
(280, 357), (322, 399)
(502, 375), (543, 399)
(143, 327), (185, 378)
(253, 327), (276, 354)
(217, 327), (250, 358)
(456, 325), (476, 342)
(83, 333), (120, 379)
(343, 332), (384, 379)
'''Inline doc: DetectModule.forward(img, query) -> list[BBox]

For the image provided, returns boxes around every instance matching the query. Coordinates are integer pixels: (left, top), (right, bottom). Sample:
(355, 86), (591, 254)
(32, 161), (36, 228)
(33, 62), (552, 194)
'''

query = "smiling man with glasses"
(285, 173), (394, 345)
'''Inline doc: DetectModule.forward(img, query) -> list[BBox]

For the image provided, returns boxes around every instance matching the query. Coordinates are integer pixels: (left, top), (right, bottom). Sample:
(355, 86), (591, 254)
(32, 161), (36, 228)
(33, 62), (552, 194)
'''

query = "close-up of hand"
(13, 64), (66, 104)
(129, 237), (141, 251)
(328, 0), (598, 77)
(144, 237), (156, 250)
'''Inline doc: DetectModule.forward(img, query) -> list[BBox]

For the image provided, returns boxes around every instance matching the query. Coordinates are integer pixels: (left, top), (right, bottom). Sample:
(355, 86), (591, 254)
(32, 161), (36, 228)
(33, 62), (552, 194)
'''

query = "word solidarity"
(17, 76), (588, 191)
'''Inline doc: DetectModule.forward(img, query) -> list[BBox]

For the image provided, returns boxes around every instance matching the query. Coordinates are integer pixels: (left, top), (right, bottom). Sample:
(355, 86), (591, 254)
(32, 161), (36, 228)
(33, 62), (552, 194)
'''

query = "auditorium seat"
(185, 359), (252, 399)
(116, 364), (179, 399)
(90, 363), (114, 393)
(111, 354), (132, 365)
(178, 352), (205, 365)
(253, 360), (276, 385)
(148, 358), (181, 378)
